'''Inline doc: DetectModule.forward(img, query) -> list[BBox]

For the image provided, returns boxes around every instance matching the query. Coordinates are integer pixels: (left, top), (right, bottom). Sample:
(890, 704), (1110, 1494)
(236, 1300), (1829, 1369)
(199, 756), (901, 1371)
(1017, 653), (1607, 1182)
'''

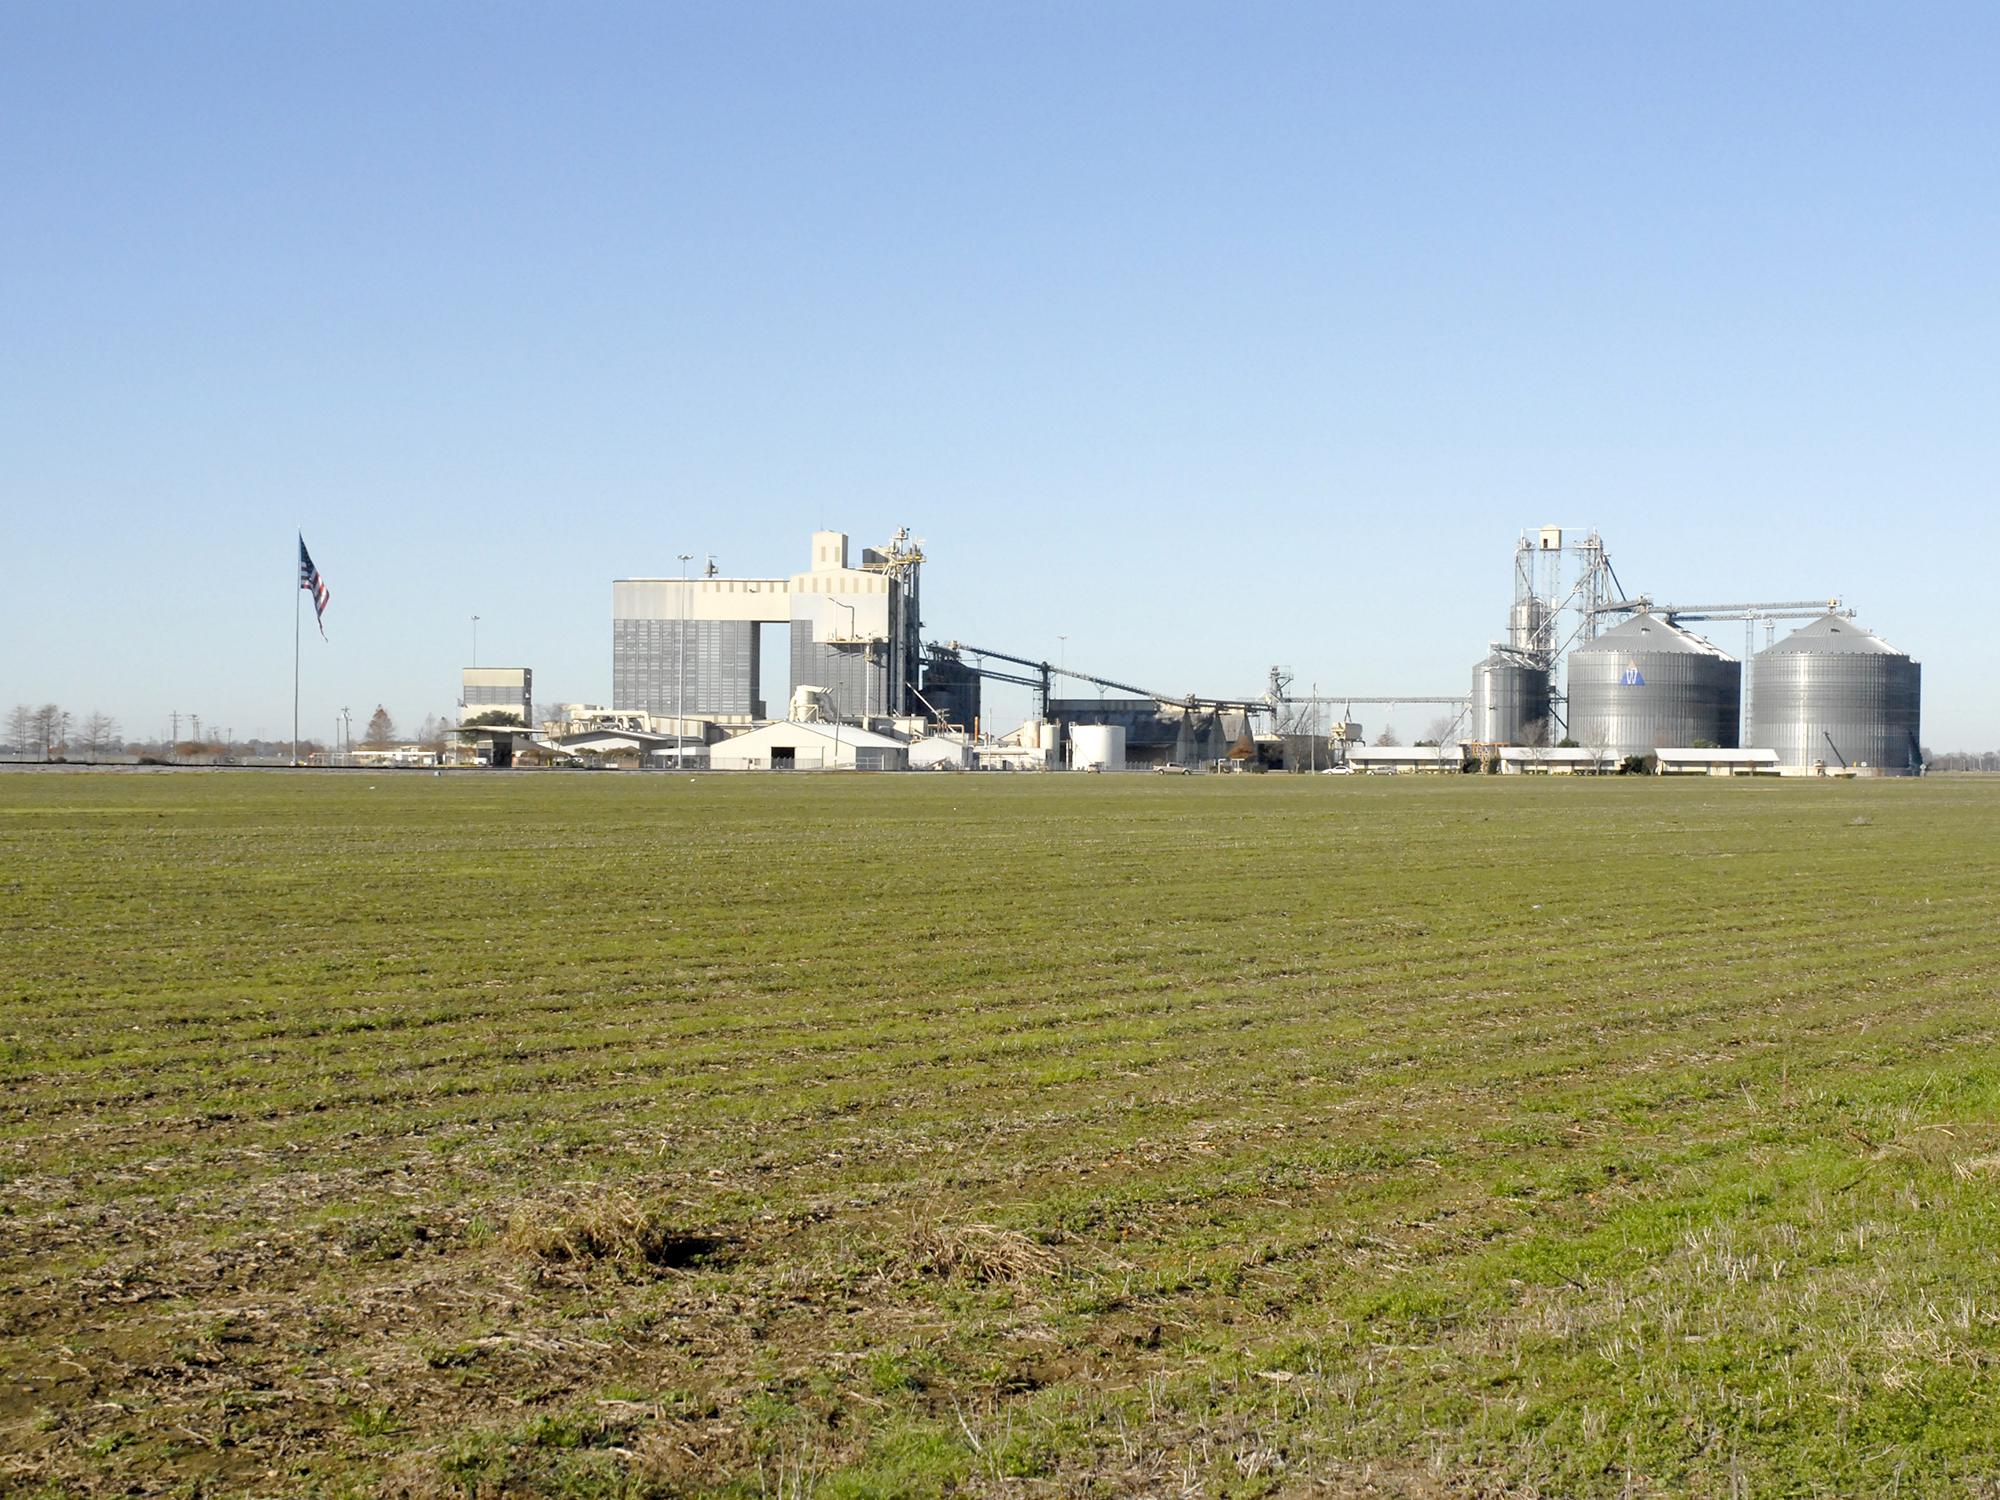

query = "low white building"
(1654, 747), (1781, 776)
(909, 734), (974, 770)
(350, 744), (441, 768)
(708, 721), (908, 771)
(1497, 747), (1621, 775)
(975, 743), (1050, 771)
(1345, 746), (1467, 774)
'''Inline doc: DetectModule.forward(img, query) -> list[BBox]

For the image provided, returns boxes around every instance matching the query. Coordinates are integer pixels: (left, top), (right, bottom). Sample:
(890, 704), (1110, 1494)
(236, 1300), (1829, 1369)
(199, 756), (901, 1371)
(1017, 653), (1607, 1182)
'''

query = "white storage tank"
(1069, 723), (1127, 772)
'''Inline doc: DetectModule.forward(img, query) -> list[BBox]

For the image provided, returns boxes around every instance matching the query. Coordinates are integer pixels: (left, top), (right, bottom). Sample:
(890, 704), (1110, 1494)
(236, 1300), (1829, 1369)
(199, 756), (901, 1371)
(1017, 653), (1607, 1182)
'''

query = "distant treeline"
(1925, 750), (2000, 772)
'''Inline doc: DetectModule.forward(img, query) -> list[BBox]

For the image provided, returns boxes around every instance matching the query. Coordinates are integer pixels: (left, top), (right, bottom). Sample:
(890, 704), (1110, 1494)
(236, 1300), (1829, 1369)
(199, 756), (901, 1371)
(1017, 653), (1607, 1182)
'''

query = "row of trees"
(4, 704), (525, 760)
(5, 704), (119, 761)
(365, 708), (534, 747)
(362, 710), (463, 749)
(1926, 749), (2000, 772)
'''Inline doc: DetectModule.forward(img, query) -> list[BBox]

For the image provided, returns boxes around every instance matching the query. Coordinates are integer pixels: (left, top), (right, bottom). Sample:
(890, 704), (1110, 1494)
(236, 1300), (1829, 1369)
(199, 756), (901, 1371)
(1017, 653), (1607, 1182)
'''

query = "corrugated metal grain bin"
(1747, 615), (1921, 774)
(1470, 652), (1553, 745)
(1567, 613), (1741, 759)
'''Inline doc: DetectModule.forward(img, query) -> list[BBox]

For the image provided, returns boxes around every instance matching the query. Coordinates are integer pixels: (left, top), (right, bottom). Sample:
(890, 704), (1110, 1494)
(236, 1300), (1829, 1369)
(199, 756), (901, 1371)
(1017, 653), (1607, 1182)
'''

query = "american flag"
(299, 535), (331, 637)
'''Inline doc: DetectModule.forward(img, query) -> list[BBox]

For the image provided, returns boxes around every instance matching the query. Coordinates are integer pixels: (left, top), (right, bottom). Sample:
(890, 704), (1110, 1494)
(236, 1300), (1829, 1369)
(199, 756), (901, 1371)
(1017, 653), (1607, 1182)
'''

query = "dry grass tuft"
(504, 1190), (723, 1270)
(905, 1219), (1060, 1283)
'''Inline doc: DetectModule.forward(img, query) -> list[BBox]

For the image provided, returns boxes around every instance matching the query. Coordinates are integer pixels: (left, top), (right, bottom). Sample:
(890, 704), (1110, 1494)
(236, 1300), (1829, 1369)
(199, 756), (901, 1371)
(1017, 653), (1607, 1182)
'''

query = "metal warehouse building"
(707, 721), (908, 772)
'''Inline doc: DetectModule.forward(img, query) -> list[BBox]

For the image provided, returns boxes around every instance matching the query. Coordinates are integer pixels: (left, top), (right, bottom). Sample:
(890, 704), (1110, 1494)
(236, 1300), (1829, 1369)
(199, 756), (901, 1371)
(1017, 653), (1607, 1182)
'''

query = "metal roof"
(1655, 747), (1780, 763)
(718, 720), (908, 751)
(1347, 746), (1466, 762)
(1497, 747), (1620, 763)
(1573, 612), (1734, 659)
(1759, 613), (1911, 658)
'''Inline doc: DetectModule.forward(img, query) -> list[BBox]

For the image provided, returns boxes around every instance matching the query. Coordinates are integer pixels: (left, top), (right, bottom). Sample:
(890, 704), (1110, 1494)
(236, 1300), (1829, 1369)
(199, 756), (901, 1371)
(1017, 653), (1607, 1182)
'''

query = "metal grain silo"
(1470, 651), (1552, 744)
(1746, 615), (1921, 774)
(1508, 598), (1549, 653)
(1566, 613), (1741, 759)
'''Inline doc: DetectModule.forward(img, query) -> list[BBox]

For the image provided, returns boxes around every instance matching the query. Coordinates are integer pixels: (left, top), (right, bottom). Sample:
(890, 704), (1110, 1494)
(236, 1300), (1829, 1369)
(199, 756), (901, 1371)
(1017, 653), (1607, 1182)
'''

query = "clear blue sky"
(4, 3), (1995, 747)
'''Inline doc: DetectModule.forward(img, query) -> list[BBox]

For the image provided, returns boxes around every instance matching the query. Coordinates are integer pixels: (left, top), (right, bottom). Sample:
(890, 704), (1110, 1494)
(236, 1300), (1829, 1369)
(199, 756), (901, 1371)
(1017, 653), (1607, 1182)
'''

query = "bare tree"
(81, 713), (119, 763)
(31, 703), (66, 760)
(363, 705), (397, 747)
(5, 704), (31, 760)
(1581, 720), (1612, 774)
(537, 698), (579, 735)
(1374, 727), (1401, 747)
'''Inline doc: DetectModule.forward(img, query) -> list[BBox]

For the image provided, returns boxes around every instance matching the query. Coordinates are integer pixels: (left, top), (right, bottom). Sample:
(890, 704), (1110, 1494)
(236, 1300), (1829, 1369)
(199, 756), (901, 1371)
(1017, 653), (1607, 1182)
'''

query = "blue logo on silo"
(1619, 661), (1645, 687)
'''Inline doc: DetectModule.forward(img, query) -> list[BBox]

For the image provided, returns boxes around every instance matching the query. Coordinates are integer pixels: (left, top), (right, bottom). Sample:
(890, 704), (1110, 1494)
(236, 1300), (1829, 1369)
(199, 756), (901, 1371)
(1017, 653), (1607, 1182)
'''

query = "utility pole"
(170, 711), (180, 749)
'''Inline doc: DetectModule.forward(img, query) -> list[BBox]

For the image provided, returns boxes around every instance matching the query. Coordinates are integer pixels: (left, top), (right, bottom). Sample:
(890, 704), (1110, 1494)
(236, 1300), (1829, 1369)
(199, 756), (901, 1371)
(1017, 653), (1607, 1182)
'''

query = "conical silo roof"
(1574, 612), (1734, 659)
(1760, 614), (1910, 658)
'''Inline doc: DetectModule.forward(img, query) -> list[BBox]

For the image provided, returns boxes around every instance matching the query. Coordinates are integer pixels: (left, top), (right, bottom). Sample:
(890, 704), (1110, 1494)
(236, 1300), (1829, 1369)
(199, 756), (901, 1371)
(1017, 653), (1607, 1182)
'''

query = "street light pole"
(676, 553), (693, 766)
(471, 615), (480, 668)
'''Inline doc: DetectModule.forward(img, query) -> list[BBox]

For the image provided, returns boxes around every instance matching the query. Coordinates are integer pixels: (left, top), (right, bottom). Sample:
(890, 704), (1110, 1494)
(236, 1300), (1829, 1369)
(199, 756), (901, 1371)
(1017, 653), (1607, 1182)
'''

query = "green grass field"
(4, 769), (1999, 1497)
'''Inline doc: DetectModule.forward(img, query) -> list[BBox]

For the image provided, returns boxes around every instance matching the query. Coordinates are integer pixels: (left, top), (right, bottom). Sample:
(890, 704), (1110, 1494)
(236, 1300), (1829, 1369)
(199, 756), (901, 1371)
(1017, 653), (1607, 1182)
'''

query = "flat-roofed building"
(1653, 747), (1781, 776)
(460, 667), (532, 726)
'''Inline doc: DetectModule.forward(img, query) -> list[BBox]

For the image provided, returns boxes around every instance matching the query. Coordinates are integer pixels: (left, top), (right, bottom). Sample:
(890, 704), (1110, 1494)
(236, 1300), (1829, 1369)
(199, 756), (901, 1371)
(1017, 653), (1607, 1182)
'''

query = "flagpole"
(292, 539), (301, 767)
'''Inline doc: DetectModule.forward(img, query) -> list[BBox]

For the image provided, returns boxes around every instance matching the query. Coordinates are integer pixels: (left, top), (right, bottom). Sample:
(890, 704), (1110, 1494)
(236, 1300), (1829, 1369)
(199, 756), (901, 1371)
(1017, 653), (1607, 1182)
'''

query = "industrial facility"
(1449, 526), (1922, 775)
(1747, 615), (1923, 775)
(457, 523), (1923, 777)
(611, 530), (922, 728)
